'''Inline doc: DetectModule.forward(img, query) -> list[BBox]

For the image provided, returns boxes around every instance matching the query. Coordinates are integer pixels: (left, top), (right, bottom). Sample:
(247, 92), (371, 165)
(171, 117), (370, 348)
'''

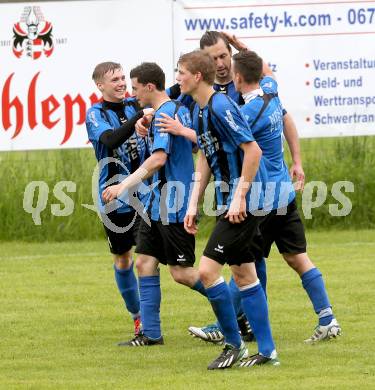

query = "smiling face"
(202, 38), (232, 84)
(96, 68), (126, 102)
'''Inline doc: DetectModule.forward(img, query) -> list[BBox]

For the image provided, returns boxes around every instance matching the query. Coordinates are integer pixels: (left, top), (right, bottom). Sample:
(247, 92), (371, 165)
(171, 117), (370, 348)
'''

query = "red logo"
(12, 6), (54, 60)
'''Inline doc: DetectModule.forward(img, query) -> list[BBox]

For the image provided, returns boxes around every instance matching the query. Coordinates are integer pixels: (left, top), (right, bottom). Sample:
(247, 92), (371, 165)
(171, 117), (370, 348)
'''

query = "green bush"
(1, 136), (374, 241)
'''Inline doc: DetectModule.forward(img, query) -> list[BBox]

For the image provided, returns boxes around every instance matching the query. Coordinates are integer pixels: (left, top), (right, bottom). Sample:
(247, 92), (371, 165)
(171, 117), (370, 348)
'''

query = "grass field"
(1, 230), (375, 389)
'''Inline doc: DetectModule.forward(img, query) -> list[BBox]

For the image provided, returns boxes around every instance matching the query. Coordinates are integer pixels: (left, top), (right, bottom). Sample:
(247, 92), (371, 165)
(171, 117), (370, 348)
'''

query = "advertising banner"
(0, 0), (173, 151)
(173, 0), (375, 138)
(1, 0), (375, 151)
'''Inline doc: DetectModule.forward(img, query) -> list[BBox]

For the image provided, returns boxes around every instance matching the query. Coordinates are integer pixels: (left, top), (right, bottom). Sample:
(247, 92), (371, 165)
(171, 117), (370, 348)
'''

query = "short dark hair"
(129, 62), (165, 91)
(232, 50), (263, 84)
(92, 62), (122, 82)
(178, 50), (216, 85)
(199, 30), (231, 52)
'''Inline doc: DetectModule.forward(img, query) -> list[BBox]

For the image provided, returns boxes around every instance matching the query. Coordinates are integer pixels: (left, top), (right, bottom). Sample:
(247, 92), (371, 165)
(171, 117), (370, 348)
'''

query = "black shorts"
(203, 213), (264, 266)
(260, 199), (307, 258)
(102, 210), (141, 255)
(135, 218), (195, 267)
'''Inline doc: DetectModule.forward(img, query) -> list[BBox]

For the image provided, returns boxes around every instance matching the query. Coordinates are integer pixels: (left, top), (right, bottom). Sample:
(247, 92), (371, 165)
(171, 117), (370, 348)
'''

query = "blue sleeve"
(152, 107), (173, 154)
(260, 76), (278, 94)
(85, 106), (112, 142)
(212, 94), (255, 147)
(261, 77), (287, 114)
(176, 106), (192, 129)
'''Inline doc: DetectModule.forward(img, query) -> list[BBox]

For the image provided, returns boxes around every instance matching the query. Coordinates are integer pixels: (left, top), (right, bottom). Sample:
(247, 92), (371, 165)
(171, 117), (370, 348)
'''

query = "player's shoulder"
(260, 76), (278, 94)
(87, 102), (103, 113)
(86, 102), (103, 123)
(211, 92), (240, 116)
(212, 91), (233, 105)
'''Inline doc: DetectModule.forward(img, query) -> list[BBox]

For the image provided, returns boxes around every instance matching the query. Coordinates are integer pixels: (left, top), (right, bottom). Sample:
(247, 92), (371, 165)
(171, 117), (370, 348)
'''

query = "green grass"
(1, 230), (374, 389)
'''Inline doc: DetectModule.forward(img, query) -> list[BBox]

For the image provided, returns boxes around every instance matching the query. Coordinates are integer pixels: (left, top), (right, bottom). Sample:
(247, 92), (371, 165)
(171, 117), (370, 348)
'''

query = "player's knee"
(283, 252), (313, 275)
(199, 267), (215, 287)
(115, 253), (132, 269)
(135, 255), (158, 276)
(135, 256), (148, 274)
(171, 272), (187, 285)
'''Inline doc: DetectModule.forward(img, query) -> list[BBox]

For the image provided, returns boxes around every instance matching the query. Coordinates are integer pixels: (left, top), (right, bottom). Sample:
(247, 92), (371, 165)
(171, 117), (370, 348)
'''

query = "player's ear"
(194, 72), (202, 82)
(97, 82), (104, 91)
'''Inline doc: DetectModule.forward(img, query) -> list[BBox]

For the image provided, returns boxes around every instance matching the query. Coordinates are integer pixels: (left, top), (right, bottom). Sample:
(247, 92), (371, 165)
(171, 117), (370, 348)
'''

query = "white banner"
(0, 0), (174, 151)
(1, 0), (375, 151)
(173, 0), (375, 138)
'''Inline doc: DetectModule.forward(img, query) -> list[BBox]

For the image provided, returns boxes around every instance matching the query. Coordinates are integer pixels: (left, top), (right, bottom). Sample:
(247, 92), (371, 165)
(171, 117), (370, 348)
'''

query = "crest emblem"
(12, 6), (54, 60)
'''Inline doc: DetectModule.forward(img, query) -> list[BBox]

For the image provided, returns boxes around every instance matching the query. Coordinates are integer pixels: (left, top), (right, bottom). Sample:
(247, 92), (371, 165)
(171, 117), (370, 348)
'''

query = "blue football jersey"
(145, 100), (194, 223)
(191, 92), (268, 213)
(86, 98), (148, 213)
(167, 80), (243, 109)
(213, 80), (245, 106)
(240, 76), (295, 210)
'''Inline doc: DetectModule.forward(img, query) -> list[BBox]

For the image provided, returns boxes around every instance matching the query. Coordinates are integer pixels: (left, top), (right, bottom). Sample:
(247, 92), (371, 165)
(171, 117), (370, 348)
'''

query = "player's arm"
(226, 141), (262, 223)
(102, 150), (167, 203)
(283, 113), (305, 191)
(222, 32), (275, 78)
(99, 108), (154, 149)
(184, 150), (211, 235)
(155, 113), (197, 143)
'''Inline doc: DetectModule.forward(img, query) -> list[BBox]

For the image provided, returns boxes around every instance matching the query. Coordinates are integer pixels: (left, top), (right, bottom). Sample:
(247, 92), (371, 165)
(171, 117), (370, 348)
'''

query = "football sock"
(228, 276), (242, 317)
(227, 257), (267, 321)
(139, 275), (161, 340)
(255, 257), (267, 298)
(301, 268), (333, 326)
(240, 281), (275, 357)
(206, 278), (242, 348)
(114, 262), (140, 317)
(191, 279), (207, 297)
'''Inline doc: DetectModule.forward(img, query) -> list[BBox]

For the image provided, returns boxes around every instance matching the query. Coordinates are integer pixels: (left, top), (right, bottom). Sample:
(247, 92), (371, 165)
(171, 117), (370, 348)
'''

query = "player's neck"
(240, 82), (260, 95)
(215, 74), (232, 85)
(151, 91), (170, 110)
(193, 84), (215, 108)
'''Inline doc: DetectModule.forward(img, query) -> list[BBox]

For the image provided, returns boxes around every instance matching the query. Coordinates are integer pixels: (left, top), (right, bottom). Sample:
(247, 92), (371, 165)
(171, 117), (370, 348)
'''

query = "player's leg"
(103, 211), (141, 335)
(160, 222), (207, 297)
(114, 252), (141, 335)
(275, 200), (341, 342)
(118, 219), (164, 346)
(231, 262), (279, 368)
(189, 224), (267, 344)
(284, 252), (341, 342)
(199, 256), (248, 370)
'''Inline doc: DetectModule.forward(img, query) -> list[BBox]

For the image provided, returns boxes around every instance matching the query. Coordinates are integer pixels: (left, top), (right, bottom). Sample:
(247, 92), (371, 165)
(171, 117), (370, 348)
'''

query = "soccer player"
(102, 62), (207, 347)
(178, 49), (280, 369)
(158, 32), (305, 343)
(85, 62), (153, 339)
(201, 31), (305, 190)
(162, 46), (342, 344)
(231, 50), (341, 345)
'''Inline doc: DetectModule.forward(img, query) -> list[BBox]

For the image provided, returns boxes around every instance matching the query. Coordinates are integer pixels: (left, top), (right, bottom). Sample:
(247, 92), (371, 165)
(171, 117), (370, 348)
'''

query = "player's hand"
(221, 32), (248, 51)
(184, 207), (199, 235)
(225, 194), (247, 224)
(290, 163), (305, 191)
(135, 116), (150, 137)
(102, 184), (121, 203)
(156, 113), (184, 136)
